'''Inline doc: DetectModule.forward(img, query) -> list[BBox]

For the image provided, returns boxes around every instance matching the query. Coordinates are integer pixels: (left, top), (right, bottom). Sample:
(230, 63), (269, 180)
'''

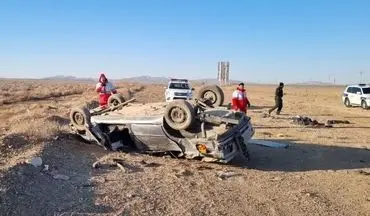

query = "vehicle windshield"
(169, 82), (190, 89)
(362, 87), (370, 94)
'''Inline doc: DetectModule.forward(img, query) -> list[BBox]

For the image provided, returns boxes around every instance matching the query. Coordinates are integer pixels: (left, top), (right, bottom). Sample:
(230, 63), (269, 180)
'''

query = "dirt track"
(0, 81), (369, 216)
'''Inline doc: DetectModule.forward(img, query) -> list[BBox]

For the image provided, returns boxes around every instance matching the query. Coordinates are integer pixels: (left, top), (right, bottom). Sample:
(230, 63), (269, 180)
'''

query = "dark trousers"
(269, 97), (283, 114)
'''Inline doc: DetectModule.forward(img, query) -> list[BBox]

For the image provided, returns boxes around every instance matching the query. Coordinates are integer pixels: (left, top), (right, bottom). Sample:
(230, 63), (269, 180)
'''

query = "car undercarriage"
(69, 85), (255, 163)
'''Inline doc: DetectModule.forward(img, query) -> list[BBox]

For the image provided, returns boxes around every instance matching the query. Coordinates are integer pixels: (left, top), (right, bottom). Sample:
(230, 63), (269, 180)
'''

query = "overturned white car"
(69, 85), (255, 163)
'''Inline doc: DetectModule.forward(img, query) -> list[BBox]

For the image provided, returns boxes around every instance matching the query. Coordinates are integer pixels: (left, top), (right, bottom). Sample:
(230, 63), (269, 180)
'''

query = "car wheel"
(361, 100), (368, 109)
(164, 100), (195, 130)
(108, 94), (126, 107)
(70, 106), (91, 131)
(197, 85), (224, 107)
(344, 98), (351, 107)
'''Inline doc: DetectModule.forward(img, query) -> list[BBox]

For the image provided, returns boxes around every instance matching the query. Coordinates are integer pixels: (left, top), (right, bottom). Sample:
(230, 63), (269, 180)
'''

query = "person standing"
(95, 73), (117, 107)
(268, 82), (284, 115)
(231, 82), (250, 114)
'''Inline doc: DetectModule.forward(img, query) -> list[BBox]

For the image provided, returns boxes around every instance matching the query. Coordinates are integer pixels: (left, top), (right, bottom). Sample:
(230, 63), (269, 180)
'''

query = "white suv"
(165, 79), (194, 102)
(342, 84), (370, 109)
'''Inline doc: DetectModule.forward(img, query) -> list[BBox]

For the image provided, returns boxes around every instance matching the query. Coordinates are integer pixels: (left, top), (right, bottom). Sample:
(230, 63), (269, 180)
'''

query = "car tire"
(108, 94), (126, 107)
(197, 85), (224, 107)
(344, 98), (351, 107)
(164, 100), (195, 130)
(361, 100), (368, 109)
(70, 106), (91, 131)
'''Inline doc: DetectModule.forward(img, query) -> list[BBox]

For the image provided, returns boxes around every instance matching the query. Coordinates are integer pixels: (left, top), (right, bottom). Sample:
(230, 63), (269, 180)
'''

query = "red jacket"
(231, 87), (249, 112)
(95, 73), (117, 107)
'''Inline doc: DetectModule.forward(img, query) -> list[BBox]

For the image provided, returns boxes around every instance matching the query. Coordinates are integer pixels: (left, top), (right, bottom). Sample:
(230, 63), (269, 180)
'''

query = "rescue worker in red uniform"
(95, 73), (117, 108)
(231, 82), (250, 113)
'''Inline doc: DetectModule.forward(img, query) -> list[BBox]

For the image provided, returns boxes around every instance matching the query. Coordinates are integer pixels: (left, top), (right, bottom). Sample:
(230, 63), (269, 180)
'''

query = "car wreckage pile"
(69, 85), (255, 163)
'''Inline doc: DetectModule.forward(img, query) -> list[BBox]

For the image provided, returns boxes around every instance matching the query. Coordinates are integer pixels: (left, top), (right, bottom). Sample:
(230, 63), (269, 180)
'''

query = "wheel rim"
(203, 91), (217, 104)
(345, 99), (349, 106)
(170, 107), (186, 123)
(73, 112), (85, 126)
(111, 99), (119, 106)
(362, 102), (366, 108)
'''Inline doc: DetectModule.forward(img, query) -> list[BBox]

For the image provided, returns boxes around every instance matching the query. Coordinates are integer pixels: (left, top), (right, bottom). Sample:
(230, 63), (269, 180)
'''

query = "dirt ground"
(0, 80), (369, 216)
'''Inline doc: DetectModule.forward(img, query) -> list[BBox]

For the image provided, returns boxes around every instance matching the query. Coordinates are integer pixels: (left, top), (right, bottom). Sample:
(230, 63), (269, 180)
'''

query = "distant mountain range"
(291, 81), (334, 86)
(39, 75), (340, 86)
(42, 75), (243, 85)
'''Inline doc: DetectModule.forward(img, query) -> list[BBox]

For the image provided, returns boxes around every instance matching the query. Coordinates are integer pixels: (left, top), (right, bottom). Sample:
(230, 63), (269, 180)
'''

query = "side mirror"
(357, 92), (362, 95)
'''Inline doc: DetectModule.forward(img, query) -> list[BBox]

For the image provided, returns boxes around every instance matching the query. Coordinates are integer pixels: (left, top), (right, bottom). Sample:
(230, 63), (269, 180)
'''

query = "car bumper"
(166, 96), (192, 101)
(207, 118), (254, 163)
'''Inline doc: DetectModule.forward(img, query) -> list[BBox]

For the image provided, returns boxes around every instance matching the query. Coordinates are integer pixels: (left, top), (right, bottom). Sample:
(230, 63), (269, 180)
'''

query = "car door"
(347, 87), (355, 103)
(129, 123), (182, 152)
(352, 87), (362, 105)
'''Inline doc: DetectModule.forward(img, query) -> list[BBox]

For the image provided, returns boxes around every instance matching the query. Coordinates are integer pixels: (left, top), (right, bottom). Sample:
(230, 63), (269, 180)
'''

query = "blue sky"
(0, 0), (369, 84)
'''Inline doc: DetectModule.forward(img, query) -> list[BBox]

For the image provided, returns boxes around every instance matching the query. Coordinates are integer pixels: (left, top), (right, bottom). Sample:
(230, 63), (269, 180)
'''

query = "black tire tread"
(164, 100), (195, 130)
(69, 106), (91, 131)
(196, 85), (224, 107)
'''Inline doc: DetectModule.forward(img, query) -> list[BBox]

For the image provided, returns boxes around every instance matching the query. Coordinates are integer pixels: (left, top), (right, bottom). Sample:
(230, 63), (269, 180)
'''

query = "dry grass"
(0, 80), (369, 216)
(0, 80), (89, 105)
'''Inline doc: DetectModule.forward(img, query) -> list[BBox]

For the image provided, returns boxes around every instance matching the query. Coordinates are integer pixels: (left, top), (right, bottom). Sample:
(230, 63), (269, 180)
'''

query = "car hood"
(168, 89), (192, 93)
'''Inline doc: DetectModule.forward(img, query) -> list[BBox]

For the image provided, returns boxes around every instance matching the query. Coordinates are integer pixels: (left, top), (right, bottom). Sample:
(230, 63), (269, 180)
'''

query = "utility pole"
(360, 71), (364, 83)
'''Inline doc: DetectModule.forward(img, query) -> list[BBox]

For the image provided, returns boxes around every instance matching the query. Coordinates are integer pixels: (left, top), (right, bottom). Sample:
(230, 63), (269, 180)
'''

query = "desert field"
(0, 79), (369, 216)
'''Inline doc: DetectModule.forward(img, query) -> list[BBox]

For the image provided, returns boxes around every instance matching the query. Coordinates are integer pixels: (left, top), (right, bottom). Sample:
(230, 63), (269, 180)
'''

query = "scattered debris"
(53, 136), (59, 141)
(140, 160), (161, 167)
(28, 157), (43, 167)
(43, 164), (49, 171)
(357, 170), (370, 176)
(112, 158), (143, 173)
(261, 132), (273, 136)
(261, 113), (270, 118)
(126, 193), (135, 198)
(53, 174), (70, 180)
(291, 115), (332, 128)
(250, 139), (288, 148)
(115, 162), (126, 173)
(174, 169), (193, 178)
(216, 171), (240, 180)
(277, 133), (289, 138)
(197, 165), (214, 170)
(201, 157), (218, 162)
(47, 105), (58, 110)
(92, 161), (101, 169)
(326, 120), (350, 125)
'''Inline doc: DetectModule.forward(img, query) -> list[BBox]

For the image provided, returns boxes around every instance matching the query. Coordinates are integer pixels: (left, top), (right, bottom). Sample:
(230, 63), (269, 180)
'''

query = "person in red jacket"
(231, 82), (250, 113)
(95, 73), (117, 108)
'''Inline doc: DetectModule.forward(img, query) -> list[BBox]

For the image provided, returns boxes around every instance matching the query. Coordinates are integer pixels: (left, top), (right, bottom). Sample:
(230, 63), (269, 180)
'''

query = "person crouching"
(95, 73), (117, 108)
(231, 82), (250, 114)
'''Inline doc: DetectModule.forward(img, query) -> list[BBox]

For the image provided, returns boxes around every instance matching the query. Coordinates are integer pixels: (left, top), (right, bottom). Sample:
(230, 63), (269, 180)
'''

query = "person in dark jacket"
(268, 82), (284, 115)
